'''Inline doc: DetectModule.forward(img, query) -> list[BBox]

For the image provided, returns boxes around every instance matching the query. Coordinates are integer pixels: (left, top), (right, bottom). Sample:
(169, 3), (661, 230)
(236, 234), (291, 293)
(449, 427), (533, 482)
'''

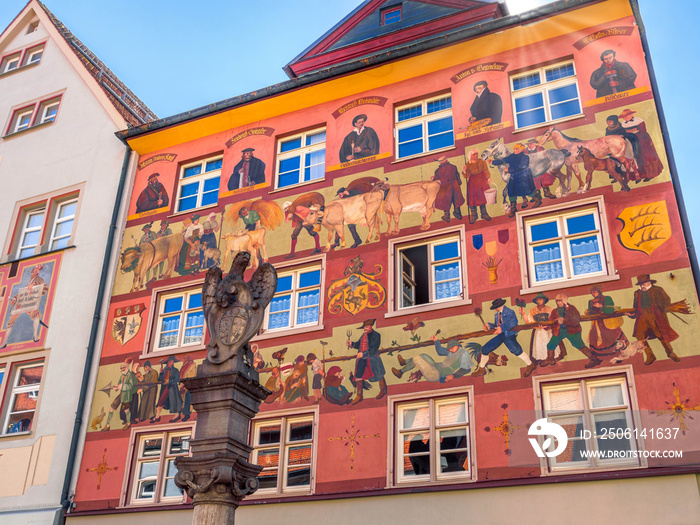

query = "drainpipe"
(57, 145), (133, 524)
(629, 0), (700, 301)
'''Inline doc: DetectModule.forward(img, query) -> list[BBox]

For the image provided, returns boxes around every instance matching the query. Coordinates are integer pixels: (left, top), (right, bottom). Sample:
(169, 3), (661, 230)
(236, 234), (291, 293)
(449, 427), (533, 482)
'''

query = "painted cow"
(383, 180), (440, 234)
(120, 233), (184, 292)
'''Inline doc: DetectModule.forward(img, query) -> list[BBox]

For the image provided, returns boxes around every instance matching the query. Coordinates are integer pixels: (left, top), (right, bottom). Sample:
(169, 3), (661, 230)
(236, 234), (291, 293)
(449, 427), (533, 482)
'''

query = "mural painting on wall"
(94, 355), (198, 432)
(328, 414), (380, 471)
(222, 127), (274, 196)
(617, 201), (670, 255)
(327, 255), (386, 316)
(129, 153), (177, 220)
(331, 96), (389, 170)
(0, 254), (60, 352)
(111, 303), (145, 346)
(222, 199), (282, 270)
(653, 383), (700, 435)
(483, 403), (526, 456)
(451, 62), (510, 138)
(84, 449), (118, 490)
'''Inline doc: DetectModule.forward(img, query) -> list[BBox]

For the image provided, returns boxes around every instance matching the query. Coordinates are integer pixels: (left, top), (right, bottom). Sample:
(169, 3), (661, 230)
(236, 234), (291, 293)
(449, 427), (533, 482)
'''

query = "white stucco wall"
(0, 6), (134, 521)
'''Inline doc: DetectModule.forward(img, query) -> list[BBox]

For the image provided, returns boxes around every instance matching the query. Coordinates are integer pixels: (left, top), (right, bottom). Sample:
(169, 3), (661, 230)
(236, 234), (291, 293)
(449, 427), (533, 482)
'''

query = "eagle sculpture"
(202, 252), (277, 368)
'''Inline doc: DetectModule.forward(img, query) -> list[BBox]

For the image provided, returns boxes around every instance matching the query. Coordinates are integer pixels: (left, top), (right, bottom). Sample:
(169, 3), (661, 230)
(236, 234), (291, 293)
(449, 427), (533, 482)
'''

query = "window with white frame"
(17, 208), (46, 258)
(395, 95), (454, 159)
(539, 374), (640, 472)
(523, 205), (607, 287)
(23, 44), (44, 66)
(1, 53), (21, 73)
(510, 60), (582, 129)
(276, 128), (326, 188)
(5, 95), (62, 136)
(265, 265), (321, 332)
(11, 192), (79, 260)
(396, 234), (463, 310)
(48, 199), (77, 250)
(153, 289), (205, 352)
(129, 429), (191, 505)
(2, 361), (44, 435)
(251, 414), (314, 494)
(175, 156), (222, 212)
(393, 394), (473, 484)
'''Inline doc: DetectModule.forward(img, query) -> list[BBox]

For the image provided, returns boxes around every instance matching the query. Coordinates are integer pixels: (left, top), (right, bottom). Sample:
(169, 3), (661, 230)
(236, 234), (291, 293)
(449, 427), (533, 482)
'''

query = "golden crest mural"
(327, 256), (386, 315)
(617, 200), (670, 255)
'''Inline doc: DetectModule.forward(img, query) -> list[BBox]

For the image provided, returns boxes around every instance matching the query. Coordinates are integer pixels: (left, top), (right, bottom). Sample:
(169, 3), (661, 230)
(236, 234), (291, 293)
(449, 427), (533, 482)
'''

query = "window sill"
(520, 273), (619, 295)
(0, 430), (33, 440)
(3, 244), (76, 265)
(2, 119), (55, 140)
(0, 61), (39, 80)
(511, 113), (585, 134)
(168, 203), (219, 220)
(386, 297), (472, 319)
(269, 177), (326, 195)
(391, 475), (476, 488)
(254, 323), (325, 342)
(247, 489), (312, 500)
(391, 145), (455, 164)
(543, 462), (642, 476)
(140, 343), (206, 361)
(119, 499), (188, 510)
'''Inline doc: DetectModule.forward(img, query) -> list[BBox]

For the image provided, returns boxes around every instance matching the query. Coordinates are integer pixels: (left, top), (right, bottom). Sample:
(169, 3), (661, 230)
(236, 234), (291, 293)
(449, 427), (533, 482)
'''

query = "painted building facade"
(0, 1), (156, 523)
(67, 1), (700, 523)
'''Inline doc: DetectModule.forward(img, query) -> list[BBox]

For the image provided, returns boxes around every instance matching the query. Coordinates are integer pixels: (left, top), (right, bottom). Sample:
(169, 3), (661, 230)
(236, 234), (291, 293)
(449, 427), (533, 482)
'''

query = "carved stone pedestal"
(173, 253), (278, 525)
(175, 367), (270, 524)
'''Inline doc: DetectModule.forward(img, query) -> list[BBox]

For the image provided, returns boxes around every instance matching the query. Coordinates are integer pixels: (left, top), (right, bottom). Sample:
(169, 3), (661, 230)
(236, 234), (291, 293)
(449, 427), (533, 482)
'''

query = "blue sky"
(1, 0), (698, 257)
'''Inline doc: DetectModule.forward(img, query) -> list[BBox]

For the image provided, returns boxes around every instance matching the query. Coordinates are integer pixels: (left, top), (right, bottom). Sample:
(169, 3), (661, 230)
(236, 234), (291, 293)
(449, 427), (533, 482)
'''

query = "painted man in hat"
(178, 355), (197, 422)
(469, 80), (502, 125)
(137, 360), (158, 423)
(489, 143), (540, 217)
(282, 193), (324, 259)
(628, 274), (680, 365)
(519, 292), (563, 367)
(103, 359), (137, 431)
(432, 155), (465, 222)
(135, 172), (169, 213)
(472, 298), (536, 377)
(153, 355), (182, 423)
(524, 138), (556, 200)
(346, 318), (387, 403)
(590, 49), (637, 98)
(339, 114), (380, 162)
(228, 147), (266, 190)
(547, 293), (601, 368)
(393, 334), (474, 383)
(153, 220), (172, 279)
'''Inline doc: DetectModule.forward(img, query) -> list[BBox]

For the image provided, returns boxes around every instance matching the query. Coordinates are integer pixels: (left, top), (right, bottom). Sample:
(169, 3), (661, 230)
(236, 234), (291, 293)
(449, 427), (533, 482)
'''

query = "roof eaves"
(117, 0), (598, 143)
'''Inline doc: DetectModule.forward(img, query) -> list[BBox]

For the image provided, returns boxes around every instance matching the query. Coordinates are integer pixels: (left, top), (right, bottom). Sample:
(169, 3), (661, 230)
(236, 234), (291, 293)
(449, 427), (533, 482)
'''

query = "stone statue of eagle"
(202, 252), (277, 368)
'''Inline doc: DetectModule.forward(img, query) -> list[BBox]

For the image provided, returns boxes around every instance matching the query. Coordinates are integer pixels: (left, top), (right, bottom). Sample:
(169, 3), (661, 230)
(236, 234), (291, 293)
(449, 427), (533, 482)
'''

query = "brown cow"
(120, 233), (184, 292)
(383, 180), (440, 234)
(575, 145), (630, 192)
(310, 183), (387, 251)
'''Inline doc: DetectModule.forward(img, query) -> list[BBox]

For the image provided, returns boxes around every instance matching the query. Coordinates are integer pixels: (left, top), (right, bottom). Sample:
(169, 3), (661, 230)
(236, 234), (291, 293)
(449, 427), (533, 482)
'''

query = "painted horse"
(481, 138), (568, 201)
(538, 126), (637, 192)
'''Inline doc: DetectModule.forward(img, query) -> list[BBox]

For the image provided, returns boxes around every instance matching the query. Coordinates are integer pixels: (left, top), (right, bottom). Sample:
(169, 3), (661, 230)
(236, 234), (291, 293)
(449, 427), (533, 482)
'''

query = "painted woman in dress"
(519, 292), (563, 367)
(585, 285), (629, 360)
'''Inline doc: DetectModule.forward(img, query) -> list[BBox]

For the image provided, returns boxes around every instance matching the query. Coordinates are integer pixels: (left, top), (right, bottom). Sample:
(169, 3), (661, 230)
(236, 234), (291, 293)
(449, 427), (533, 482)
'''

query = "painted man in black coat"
(590, 49), (637, 98)
(346, 319), (387, 403)
(469, 81), (502, 125)
(228, 148), (266, 190)
(135, 172), (169, 213)
(339, 114), (380, 162)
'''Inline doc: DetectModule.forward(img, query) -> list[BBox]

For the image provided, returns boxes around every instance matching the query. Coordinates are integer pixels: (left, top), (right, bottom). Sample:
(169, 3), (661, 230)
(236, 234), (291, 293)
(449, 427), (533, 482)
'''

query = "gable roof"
(0, 0), (157, 128)
(284, 0), (506, 78)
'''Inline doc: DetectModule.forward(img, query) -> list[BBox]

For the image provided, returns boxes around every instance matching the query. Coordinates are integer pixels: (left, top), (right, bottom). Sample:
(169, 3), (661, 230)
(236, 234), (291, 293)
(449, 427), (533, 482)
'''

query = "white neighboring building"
(0, 1), (155, 523)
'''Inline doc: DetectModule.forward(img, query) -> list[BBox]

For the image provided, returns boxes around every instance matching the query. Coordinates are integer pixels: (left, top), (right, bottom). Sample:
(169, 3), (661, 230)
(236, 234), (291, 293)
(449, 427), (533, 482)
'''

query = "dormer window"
(382, 5), (402, 26)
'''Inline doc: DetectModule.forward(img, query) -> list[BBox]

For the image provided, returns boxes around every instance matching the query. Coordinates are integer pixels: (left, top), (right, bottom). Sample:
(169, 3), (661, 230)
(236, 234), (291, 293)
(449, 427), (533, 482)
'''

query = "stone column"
(174, 253), (276, 525)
